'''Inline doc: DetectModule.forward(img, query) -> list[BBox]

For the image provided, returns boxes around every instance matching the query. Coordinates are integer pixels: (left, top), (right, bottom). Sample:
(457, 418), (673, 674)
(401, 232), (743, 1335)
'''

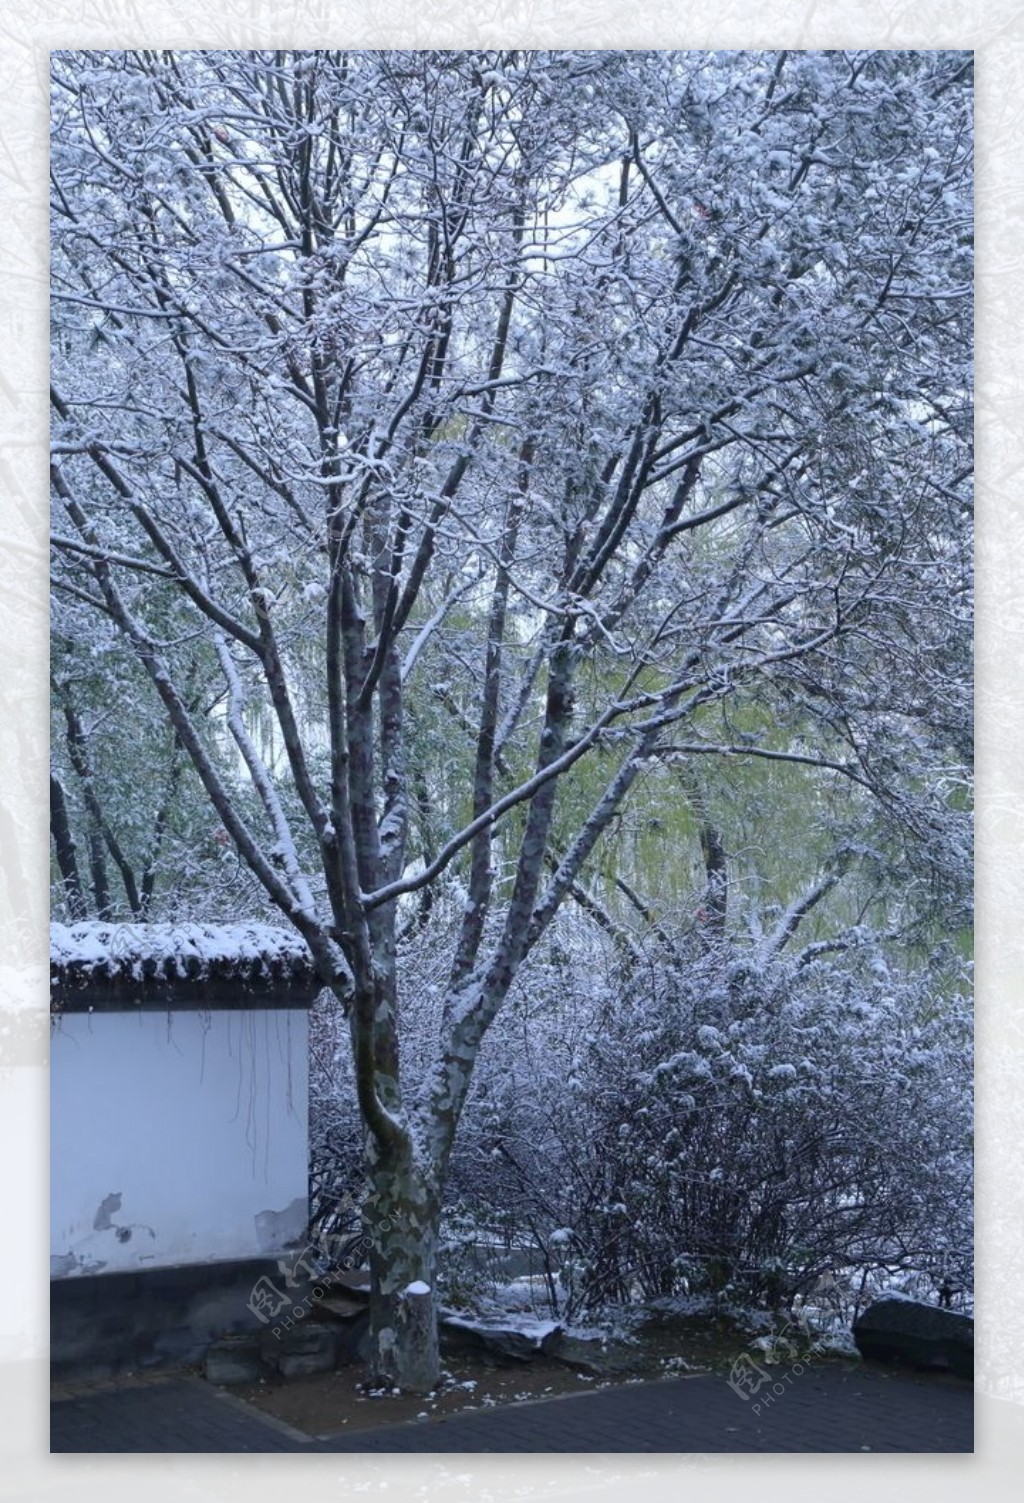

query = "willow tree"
(50, 48), (972, 1390)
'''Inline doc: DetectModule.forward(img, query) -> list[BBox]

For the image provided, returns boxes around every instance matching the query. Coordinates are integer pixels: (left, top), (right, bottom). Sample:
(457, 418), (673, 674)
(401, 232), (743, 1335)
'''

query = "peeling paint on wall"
(50, 1252), (107, 1278)
(254, 1196), (308, 1253)
(93, 1192), (122, 1231)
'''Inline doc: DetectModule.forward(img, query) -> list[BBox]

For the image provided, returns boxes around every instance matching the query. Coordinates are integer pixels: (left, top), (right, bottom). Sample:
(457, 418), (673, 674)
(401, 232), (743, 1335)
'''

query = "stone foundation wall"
(51, 1257), (288, 1382)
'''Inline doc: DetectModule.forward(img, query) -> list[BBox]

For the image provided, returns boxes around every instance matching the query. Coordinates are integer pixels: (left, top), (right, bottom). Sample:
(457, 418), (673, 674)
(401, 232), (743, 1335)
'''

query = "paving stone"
(50, 1362), (973, 1455)
(51, 1379), (304, 1452)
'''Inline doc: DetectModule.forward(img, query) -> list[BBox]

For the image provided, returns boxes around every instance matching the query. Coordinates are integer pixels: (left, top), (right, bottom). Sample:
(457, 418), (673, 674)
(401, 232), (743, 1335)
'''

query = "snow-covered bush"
(440, 926), (972, 1319)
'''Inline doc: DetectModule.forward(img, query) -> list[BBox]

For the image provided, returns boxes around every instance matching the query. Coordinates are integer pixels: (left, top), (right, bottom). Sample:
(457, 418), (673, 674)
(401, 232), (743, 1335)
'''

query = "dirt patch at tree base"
(223, 1317), (824, 1438)
(230, 1356), (627, 1437)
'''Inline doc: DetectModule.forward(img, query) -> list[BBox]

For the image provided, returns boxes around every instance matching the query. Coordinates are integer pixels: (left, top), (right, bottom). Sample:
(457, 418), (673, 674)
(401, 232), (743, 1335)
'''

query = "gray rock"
(853, 1294), (973, 1379)
(333, 1309), (372, 1367)
(309, 1289), (372, 1367)
(205, 1335), (264, 1385)
(549, 1335), (646, 1377)
(439, 1313), (563, 1363)
(317, 1291), (368, 1320)
(260, 1321), (337, 1373)
(331, 1268), (371, 1296)
(277, 1346), (337, 1378)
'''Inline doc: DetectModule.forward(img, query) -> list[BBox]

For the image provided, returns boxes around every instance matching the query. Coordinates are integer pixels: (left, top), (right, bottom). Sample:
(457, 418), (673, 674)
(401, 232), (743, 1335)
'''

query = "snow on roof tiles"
(50, 921), (321, 1012)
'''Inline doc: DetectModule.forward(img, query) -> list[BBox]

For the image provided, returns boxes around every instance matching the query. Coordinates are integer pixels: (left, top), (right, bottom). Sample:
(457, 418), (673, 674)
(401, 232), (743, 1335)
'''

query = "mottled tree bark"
(364, 1139), (441, 1393)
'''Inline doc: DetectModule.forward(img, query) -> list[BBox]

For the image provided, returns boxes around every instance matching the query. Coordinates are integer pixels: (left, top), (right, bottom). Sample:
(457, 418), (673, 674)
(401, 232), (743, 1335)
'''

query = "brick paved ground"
(51, 1363), (972, 1454)
(50, 1379), (305, 1453)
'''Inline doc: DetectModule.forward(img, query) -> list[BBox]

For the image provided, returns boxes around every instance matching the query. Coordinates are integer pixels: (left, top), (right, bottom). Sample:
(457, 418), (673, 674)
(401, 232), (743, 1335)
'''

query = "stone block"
(205, 1335), (264, 1385)
(334, 1309), (372, 1367)
(260, 1320), (338, 1373)
(277, 1345), (337, 1378)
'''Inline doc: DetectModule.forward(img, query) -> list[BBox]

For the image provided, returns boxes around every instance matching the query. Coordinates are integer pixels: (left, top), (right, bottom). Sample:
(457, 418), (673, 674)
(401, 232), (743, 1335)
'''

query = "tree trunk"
(364, 1144), (441, 1394)
(49, 772), (86, 919)
(699, 820), (728, 939)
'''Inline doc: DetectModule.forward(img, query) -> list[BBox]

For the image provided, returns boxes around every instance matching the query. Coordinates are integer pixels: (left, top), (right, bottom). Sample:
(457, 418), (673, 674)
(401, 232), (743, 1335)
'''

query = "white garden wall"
(50, 1007), (308, 1277)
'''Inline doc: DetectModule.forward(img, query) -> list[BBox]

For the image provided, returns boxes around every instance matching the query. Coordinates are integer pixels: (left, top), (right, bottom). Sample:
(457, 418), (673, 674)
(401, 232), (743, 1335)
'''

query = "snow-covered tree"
(50, 49), (972, 1391)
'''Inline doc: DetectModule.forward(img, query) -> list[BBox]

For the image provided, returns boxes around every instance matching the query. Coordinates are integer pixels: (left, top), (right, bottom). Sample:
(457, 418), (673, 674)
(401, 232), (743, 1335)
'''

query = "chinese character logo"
(247, 1275), (292, 1324)
(727, 1351), (774, 1400)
